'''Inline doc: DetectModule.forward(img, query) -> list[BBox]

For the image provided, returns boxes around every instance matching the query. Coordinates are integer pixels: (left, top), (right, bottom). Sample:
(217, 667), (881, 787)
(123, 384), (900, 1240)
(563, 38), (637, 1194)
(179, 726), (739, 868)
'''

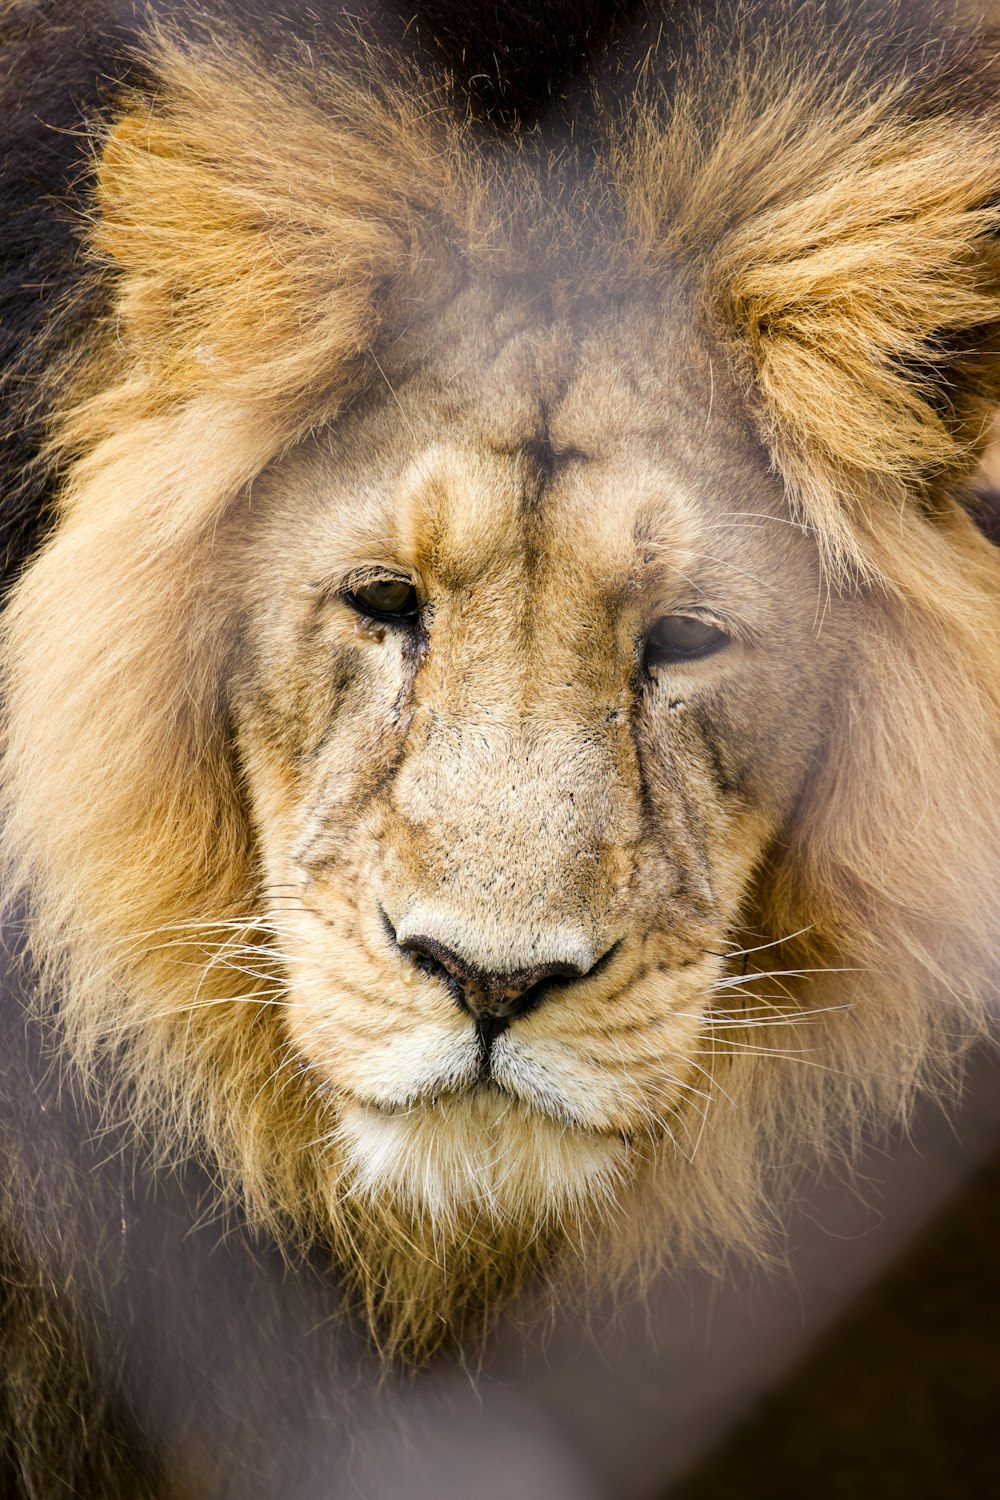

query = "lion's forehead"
(385, 441), (692, 607)
(260, 296), (792, 625)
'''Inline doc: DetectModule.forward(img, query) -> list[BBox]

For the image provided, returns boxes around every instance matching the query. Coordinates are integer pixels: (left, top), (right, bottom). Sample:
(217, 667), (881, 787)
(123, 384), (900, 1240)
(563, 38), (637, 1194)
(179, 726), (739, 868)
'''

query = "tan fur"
(4, 18), (1000, 1362)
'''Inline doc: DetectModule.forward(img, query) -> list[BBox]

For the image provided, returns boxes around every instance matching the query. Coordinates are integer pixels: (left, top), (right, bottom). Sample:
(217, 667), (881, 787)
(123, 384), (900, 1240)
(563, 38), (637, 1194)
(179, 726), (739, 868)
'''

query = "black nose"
(384, 916), (601, 1040)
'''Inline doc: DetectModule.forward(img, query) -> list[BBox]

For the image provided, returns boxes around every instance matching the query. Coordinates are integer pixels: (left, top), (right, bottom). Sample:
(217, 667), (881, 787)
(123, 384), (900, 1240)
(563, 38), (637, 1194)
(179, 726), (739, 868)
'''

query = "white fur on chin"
(337, 1091), (629, 1225)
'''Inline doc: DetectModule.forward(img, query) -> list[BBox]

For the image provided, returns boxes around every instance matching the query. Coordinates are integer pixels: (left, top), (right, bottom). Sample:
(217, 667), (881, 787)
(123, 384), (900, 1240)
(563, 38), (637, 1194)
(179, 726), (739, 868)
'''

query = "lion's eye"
(644, 614), (730, 669)
(342, 578), (419, 624)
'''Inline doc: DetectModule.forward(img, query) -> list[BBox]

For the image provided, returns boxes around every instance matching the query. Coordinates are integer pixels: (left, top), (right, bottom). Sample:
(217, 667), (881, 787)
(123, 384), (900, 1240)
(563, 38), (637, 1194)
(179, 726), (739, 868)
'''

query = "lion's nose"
(384, 914), (611, 1036)
(400, 930), (588, 1025)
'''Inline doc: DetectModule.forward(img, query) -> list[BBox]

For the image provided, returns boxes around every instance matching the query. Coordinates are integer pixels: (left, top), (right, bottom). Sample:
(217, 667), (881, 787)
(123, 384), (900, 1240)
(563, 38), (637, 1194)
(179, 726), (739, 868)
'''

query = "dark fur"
(0, 2), (126, 586)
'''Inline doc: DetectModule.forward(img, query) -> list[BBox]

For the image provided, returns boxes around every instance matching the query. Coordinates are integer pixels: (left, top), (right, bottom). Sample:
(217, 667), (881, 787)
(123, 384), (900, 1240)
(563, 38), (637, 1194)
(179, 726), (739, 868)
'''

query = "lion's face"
(228, 284), (843, 1222)
(6, 14), (1000, 1364)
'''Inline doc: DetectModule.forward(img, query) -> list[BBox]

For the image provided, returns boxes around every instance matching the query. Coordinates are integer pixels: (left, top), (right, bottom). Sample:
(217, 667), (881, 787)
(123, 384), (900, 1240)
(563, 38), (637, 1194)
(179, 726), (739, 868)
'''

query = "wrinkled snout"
(378, 712), (642, 994)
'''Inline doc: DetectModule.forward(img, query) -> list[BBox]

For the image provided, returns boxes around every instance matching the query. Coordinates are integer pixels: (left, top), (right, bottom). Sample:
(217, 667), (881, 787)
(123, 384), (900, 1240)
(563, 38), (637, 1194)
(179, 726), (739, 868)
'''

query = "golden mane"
(3, 10), (1000, 1360)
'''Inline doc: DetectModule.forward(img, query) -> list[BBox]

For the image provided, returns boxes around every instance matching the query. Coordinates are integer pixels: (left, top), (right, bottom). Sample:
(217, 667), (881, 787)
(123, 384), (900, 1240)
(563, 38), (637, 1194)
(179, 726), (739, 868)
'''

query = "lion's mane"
(2, 0), (1000, 1378)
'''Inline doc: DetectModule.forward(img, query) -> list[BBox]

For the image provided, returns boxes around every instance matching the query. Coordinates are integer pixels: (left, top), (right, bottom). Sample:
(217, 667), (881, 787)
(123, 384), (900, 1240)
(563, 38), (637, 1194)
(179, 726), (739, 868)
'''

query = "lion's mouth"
(287, 952), (716, 1148)
(361, 1087), (640, 1164)
(358, 1074), (607, 1131)
(345, 1047), (640, 1140)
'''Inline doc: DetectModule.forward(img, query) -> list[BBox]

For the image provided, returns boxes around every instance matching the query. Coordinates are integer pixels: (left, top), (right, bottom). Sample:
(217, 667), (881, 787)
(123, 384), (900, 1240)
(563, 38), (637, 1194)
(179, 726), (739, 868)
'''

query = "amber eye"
(342, 577), (419, 624)
(644, 614), (730, 670)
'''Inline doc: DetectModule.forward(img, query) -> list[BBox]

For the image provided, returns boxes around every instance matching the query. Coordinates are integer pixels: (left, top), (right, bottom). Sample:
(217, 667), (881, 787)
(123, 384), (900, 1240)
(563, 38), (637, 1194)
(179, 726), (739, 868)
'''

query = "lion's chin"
(337, 1089), (630, 1227)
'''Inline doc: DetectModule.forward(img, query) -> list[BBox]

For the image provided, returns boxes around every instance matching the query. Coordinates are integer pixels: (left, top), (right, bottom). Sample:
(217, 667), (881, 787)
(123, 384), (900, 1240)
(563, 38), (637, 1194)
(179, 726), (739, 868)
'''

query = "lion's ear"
(93, 39), (460, 424)
(692, 79), (1000, 566)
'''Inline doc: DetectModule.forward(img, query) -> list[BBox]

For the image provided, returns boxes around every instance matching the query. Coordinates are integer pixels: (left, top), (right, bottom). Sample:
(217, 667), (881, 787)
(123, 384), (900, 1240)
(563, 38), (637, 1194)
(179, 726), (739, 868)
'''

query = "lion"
(2, 0), (1000, 1491)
